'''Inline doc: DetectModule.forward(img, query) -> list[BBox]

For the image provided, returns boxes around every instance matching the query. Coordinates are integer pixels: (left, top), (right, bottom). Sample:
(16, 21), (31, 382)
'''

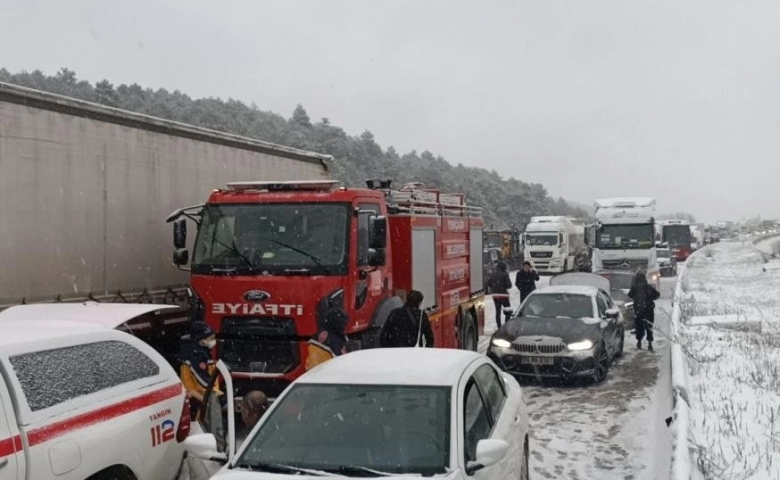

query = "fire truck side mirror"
(173, 248), (189, 266)
(367, 248), (386, 267)
(173, 219), (187, 249)
(369, 215), (388, 249)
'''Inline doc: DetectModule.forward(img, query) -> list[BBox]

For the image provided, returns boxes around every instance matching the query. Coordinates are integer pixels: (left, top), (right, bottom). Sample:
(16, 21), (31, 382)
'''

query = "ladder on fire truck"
(366, 180), (483, 218)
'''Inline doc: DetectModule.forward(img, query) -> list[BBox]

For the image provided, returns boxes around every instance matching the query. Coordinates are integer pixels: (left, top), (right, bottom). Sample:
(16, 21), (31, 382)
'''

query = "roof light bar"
(225, 180), (339, 192)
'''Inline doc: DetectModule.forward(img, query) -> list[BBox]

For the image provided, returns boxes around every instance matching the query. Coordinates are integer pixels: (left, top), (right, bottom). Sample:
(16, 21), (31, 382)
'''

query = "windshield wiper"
(266, 237), (331, 274)
(327, 465), (393, 477)
(236, 462), (339, 477)
(212, 238), (253, 268)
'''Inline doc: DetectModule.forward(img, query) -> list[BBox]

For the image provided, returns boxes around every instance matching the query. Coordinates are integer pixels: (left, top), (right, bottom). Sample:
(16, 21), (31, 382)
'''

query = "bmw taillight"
(176, 395), (191, 443)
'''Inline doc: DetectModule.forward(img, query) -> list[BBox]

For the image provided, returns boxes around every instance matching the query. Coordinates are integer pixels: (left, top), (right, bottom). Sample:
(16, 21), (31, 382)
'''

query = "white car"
(185, 348), (531, 479)
(0, 303), (189, 480)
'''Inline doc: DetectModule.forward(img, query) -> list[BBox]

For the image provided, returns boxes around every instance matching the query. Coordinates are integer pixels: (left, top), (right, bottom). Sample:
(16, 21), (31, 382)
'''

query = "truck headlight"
(568, 340), (594, 351)
(492, 338), (512, 349)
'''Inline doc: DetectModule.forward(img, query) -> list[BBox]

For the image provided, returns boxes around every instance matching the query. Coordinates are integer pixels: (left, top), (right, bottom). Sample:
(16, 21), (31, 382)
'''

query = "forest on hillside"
(0, 67), (590, 228)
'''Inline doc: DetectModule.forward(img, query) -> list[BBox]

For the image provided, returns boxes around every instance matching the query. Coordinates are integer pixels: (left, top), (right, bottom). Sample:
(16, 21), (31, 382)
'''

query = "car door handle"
(0, 458), (8, 469)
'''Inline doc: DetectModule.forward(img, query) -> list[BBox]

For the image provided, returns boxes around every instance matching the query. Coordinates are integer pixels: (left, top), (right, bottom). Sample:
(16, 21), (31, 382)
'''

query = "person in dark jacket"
(380, 290), (434, 348)
(628, 271), (661, 350)
(487, 261), (512, 327)
(515, 261), (540, 303)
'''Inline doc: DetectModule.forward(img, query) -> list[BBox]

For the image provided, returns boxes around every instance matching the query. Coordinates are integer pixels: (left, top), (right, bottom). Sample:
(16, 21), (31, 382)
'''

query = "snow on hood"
(499, 316), (603, 344)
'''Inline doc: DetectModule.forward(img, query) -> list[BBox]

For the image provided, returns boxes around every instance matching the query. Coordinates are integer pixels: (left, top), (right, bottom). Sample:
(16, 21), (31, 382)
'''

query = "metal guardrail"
(670, 259), (694, 480)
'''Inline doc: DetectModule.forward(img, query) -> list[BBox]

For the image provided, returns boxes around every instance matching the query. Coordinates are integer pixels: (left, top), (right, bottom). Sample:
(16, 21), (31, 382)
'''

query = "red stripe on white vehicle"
(27, 383), (183, 446)
(0, 434), (21, 457)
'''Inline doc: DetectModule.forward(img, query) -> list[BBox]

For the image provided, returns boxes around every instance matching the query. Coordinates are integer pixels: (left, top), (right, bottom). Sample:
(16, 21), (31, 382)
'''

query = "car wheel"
(592, 342), (609, 383)
(615, 328), (625, 358)
(520, 438), (530, 480)
(461, 311), (478, 351)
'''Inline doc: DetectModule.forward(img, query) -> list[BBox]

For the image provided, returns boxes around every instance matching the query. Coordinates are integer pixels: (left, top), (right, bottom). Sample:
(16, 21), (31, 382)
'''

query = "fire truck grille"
(513, 340), (566, 354)
(219, 317), (299, 374)
(602, 259), (649, 271)
(530, 251), (553, 258)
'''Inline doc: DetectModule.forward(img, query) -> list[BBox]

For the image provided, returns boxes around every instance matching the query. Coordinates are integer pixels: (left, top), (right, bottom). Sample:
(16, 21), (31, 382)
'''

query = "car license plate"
(521, 356), (554, 365)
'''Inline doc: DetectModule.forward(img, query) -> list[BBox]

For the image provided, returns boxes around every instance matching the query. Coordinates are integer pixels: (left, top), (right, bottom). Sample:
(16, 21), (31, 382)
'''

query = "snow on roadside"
(678, 243), (780, 480)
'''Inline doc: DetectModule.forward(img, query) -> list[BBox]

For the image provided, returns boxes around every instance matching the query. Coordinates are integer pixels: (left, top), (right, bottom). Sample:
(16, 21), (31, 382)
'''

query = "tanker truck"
(0, 81), (331, 365)
(523, 216), (588, 274)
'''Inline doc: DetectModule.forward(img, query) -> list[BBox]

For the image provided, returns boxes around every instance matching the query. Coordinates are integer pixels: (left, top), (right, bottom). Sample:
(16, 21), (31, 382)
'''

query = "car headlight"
(492, 338), (512, 349)
(567, 340), (594, 351)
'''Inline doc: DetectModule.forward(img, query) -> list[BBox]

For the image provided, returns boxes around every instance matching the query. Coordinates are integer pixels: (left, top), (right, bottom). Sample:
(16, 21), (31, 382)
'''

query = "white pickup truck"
(0, 304), (189, 480)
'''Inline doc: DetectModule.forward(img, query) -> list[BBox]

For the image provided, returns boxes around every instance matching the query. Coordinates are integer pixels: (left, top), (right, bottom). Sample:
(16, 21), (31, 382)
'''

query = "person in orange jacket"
(180, 322), (223, 420)
(306, 309), (349, 371)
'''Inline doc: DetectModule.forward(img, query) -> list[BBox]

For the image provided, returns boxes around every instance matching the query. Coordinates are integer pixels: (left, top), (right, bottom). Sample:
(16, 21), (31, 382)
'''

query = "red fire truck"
(167, 180), (486, 395)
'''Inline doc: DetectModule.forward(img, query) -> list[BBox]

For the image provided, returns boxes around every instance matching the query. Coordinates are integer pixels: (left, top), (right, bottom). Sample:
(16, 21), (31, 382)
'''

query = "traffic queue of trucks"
(2, 81), (682, 402)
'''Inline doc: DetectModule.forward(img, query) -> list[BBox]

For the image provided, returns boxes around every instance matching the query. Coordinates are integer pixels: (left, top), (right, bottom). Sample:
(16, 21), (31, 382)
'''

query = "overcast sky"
(2, 0), (778, 221)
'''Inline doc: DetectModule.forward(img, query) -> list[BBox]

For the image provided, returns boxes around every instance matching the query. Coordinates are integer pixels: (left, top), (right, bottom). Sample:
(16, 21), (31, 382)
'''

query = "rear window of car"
(519, 293), (593, 318)
(10, 340), (160, 412)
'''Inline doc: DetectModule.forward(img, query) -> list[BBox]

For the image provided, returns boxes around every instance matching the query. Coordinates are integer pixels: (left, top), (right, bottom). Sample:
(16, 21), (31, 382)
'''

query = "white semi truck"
(523, 216), (588, 274)
(588, 198), (661, 288)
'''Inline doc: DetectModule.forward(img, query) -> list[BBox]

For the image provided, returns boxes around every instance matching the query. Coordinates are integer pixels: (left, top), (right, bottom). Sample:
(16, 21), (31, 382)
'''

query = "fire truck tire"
(460, 311), (478, 351)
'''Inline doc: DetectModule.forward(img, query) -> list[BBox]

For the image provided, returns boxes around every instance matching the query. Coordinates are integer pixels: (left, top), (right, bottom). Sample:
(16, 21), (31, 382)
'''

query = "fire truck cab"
(168, 180), (486, 396)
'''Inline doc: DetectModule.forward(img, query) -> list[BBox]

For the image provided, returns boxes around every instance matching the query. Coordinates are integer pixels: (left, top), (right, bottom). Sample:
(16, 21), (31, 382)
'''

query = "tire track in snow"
(480, 275), (675, 480)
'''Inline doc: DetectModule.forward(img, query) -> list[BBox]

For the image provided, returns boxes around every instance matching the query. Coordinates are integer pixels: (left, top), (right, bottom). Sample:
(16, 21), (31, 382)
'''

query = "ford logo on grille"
(244, 290), (271, 302)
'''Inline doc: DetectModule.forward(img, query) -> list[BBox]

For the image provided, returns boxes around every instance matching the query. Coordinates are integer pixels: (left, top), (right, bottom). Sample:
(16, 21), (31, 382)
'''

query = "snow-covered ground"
(678, 243), (780, 480)
(479, 273), (676, 480)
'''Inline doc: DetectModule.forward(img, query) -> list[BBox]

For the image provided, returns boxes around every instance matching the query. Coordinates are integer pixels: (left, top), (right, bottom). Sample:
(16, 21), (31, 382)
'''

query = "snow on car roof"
(0, 303), (178, 329)
(534, 285), (600, 296)
(299, 348), (484, 386)
(0, 319), (113, 348)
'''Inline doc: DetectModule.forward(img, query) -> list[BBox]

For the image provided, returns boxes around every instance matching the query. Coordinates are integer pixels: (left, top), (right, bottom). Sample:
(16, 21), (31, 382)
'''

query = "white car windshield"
(657, 249), (670, 258)
(234, 384), (451, 476)
(519, 293), (593, 319)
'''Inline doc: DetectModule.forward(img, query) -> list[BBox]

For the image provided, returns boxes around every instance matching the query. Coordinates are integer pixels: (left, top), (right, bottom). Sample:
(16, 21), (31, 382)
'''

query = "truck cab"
(169, 180), (485, 396)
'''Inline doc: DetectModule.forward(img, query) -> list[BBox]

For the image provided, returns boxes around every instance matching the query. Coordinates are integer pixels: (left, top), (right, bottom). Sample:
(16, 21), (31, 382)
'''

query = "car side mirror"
(605, 308), (620, 319)
(184, 434), (226, 463)
(173, 219), (187, 249)
(502, 306), (514, 318)
(466, 439), (509, 475)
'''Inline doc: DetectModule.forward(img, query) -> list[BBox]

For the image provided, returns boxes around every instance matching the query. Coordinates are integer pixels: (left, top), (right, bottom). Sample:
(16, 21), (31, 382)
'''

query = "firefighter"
(180, 321), (222, 420)
(380, 290), (434, 348)
(305, 308), (349, 370)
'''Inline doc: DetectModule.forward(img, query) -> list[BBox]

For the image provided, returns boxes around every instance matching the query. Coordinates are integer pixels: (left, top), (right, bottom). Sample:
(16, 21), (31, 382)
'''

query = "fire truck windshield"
(596, 224), (655, 250)
(192, 203), (350, 275)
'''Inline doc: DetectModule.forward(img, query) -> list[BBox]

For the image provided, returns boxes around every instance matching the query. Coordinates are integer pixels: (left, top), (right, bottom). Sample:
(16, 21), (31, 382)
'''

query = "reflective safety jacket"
(305, 339), (335, 371)
(180, 345), (222, 401)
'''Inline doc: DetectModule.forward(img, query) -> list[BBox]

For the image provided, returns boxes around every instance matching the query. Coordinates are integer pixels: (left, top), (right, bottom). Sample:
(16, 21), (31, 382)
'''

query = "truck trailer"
(588, 198), (660, 288)
(167, 180), (486, 396)
(523, 216), (588, 273)
(0, 81), (330, 364)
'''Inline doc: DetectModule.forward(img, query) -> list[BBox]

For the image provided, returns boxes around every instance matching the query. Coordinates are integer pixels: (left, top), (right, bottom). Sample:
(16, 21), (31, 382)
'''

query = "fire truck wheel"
(461, 311), (478, 351)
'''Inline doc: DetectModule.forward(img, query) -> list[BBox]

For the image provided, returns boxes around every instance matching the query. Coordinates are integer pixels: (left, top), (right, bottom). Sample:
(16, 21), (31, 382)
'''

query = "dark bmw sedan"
(487, 275), (625, 383)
